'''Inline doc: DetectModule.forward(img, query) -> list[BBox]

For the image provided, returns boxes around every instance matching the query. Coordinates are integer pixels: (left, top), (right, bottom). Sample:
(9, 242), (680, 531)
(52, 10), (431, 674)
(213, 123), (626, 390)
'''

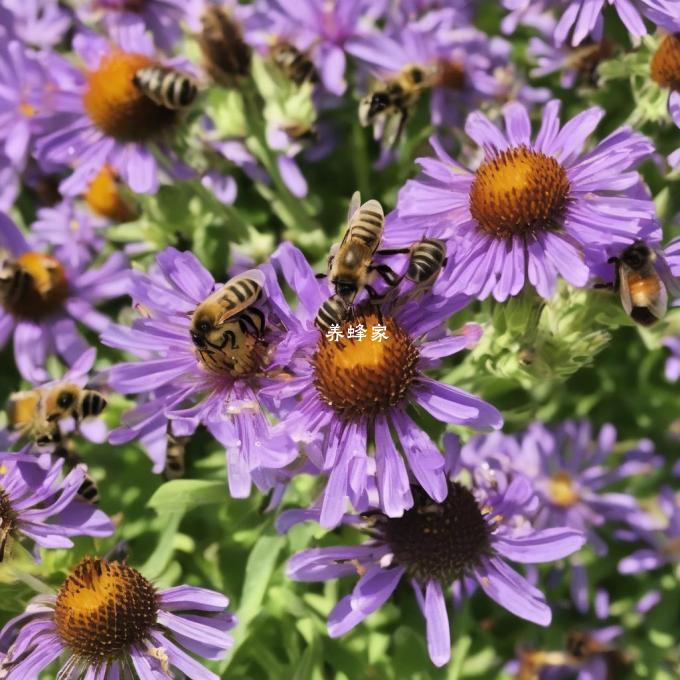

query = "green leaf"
(221, 532), (285, 670)
(147, 479), (227, 513)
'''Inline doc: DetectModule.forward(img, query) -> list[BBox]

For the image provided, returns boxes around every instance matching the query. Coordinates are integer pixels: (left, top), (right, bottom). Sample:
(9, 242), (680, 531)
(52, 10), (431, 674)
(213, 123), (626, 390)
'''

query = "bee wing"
(648, 279), (668, 320)
(617, 264), (633, 316)
(346, 191), (361, 224)
(383, 110), (408, 148)
(215, 268), (266, 325)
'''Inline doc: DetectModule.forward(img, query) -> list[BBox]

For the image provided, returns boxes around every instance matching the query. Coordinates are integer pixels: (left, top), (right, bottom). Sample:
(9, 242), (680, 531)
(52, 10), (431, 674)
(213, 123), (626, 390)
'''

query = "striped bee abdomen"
(133, 66), (198, 110)
(81, 391), (107, 419)
(407, 239), (446, 283)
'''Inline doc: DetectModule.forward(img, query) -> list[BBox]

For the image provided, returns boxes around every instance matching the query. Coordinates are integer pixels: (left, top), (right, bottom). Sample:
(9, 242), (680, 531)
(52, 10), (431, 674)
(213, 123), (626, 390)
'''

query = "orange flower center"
(1, 252), (68, 320)
(651, 33), (680, 91)
(19, 101), (37, 118)
(54, 557), (158, 662)
(469, 145), (570, 239)
(313, 312), (419, 418)
(548, 471), (580, 507)
(83, 51), (176, 142)
(85, 165), (138, 222)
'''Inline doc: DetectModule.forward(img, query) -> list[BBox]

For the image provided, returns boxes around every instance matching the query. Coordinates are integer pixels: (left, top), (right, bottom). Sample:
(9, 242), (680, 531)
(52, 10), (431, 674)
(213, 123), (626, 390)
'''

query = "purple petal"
(424, 580), (451, 667)
(492, 528), (586, 563)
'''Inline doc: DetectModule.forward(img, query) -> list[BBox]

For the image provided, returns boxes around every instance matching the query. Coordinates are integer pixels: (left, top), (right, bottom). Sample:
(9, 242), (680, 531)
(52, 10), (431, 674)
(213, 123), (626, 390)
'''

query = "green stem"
(242, 88), (320, 235)
(351, 117), (372, 199)
(9, 568), (54, 595)
(448, 601), (472, 680)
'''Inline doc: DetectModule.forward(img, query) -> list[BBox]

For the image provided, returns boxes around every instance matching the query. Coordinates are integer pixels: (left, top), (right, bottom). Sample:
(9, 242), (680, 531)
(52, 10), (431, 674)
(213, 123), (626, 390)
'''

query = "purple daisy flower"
(77, 0), (203, 53)
(284, 473), (585, 667)
(0, 39), (62, 172)
(389, 100), (656, 301)
(0, 0), (71, 49)
(0, 213), (127, 383)
(461, 420), (658, 612)
(619, 486), (680, 574)
(31, 200), (109, 271)
(0, 556), (235, 679)
(102, 247), (299, 497)
(35, 23), (189, 196)
(0, 452), (114, 561)
(501, 0), (558, 35)
(528, 36), (615, 89)
(269, 241), (502, 528)
(251, 0), (369, 96)
(348, 23), (534, 133)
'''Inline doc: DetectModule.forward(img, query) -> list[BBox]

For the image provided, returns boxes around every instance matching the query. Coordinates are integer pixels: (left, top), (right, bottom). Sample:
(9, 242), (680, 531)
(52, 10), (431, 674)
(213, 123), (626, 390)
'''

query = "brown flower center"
(55, 557), (158, 662)
(312, 313), (419, 419)
(83, 51), (176, 142)
(0, 485), (18, 562)
(1, 252), (68, 320)
(85, 165), (138, 222)
(375, 482), (492, 583)
(469, 145), (571, 239)
(548, 471), (580, 507)
(651, 33), (680, 91)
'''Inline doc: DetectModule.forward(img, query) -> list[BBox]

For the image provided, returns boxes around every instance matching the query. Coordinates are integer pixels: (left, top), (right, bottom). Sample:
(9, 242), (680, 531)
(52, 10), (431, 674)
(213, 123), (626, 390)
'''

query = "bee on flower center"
(83, 51), (177, 142)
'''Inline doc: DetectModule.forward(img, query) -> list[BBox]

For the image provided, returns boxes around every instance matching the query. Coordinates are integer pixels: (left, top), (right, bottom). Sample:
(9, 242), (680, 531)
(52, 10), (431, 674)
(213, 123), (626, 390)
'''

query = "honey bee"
(43, 385), (107, 424)
(314, 294), (348, 335)
(133, 66), (199, 110)
(609, 241), (667, 326)
(359, 64), (433, 147)
(270, 42), (318, 86)
(566, 39), (614, 83)
(8, 385), (107, 446)
(378, 238), (447, 287)
(323, 192), (398, 307)
(164, 433), (188, 480)
(0, 251), (32, 308)
(190, 269), (266, 351)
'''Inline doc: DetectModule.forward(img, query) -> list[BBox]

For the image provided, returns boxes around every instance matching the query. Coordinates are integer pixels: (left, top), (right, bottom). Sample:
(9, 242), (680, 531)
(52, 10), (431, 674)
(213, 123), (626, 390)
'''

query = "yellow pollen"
(2, 252), (69, 320)
(19, 101), (37, 117)
(313, 313), (419, 418)
(83, 51), (176, 142)
(548, 471), (580, 507)
(469, 145), (570, 239)
(651, 33), (680, 91)
(85, 165), (138, 222)
(55, 557), (158, 662)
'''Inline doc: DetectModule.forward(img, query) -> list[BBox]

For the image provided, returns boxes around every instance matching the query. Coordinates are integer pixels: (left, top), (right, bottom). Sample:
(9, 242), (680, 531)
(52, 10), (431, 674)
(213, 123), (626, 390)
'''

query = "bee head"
(334, 280), (357, 305)
(621, 241), (652, 270)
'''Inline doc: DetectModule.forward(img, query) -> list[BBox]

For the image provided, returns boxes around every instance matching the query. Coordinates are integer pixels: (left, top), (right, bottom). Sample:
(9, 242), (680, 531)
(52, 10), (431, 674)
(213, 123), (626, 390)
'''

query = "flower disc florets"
(469, 145), (571, 239)
(651, 33), (680, 92)
(54, 557), (158, 662)
(312, 312), (420, 418)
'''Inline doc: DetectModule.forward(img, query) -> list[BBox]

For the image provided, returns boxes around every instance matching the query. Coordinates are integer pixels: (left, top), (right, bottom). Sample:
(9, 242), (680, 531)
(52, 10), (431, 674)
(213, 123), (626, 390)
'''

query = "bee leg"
(390, 109), (409, 148)
(369, 263), (401, 286)
(315, 272), (328, 280)
(244, 307), (266, 338)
